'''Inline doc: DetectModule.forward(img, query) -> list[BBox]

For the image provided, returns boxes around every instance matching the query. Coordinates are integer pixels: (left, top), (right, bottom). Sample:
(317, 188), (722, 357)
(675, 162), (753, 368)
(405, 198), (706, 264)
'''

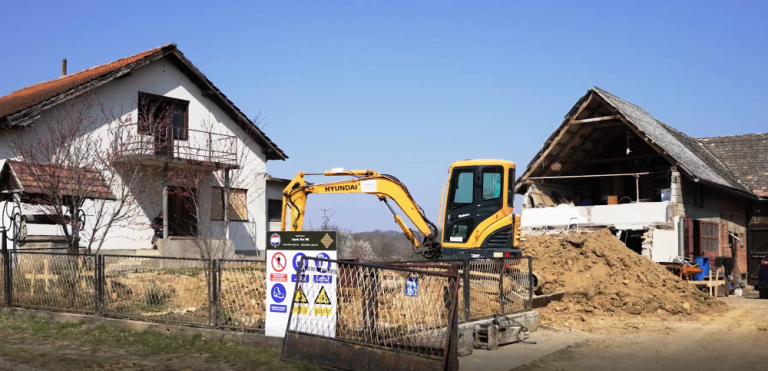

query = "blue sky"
(1, 1), (766, 232)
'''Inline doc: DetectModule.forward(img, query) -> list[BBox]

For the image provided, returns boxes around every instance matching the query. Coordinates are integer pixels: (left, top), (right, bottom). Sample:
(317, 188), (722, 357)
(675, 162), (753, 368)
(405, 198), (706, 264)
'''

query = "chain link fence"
(0, 250), (532, 342)
(283, 257), (460, 371)
(389, 256), (533, 322)
(103, 255), (211, 326)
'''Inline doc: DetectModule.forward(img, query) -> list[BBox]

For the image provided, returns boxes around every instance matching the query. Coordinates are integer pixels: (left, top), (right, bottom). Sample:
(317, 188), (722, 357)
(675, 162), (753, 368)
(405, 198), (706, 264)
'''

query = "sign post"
(265, 231), (337, 337)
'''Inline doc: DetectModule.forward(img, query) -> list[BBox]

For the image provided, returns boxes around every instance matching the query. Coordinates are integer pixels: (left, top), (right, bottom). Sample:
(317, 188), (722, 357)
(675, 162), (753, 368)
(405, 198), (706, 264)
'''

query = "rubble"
(522, 229), (727, 332)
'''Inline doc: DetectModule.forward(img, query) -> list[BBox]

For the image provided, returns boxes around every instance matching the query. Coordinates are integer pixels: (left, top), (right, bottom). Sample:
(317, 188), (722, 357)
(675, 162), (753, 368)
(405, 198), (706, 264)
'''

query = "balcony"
(521, 201), (673, 230)
(115, 123), (238, 169)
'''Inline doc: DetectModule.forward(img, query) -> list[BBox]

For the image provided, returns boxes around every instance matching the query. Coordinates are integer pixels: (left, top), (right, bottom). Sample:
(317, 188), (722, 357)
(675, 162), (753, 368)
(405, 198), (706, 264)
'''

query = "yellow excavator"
(281, 159), (522, 260)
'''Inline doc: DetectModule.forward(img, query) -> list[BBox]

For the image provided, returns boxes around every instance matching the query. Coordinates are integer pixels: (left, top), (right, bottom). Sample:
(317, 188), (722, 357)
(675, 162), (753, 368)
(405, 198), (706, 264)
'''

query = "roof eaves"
(167, 50), (288, 161)
(4, 45), (176, 127)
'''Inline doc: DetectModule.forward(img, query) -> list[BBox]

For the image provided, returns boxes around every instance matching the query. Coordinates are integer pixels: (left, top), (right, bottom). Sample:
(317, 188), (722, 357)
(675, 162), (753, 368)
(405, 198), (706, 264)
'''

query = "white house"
(0, 43), (288, 258)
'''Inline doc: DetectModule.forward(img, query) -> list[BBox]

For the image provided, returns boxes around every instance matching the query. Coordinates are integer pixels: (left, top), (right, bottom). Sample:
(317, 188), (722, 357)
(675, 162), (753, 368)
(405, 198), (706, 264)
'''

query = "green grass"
(0, 315), (318, 370)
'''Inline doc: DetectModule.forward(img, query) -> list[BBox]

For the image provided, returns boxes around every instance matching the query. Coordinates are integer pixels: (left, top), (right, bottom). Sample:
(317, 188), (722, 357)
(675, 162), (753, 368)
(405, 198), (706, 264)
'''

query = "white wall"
(652, 223), (680, 263)
(0, 56), (271, 253)
(521, 202), (672, 230)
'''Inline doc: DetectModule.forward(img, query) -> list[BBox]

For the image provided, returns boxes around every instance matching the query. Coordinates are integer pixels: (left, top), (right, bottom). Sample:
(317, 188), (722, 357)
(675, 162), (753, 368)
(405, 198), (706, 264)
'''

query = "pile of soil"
(522, 229), (728, 332)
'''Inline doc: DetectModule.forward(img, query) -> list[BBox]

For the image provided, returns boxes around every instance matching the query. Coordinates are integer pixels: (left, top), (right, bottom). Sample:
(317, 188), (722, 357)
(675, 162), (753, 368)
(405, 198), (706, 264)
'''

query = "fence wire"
(217, 260), (267, 332)
(387, 257), (533, 322)
(10, 252), (96, 313)
(289, 258), (459, 360)
(103, 255), (210, 326)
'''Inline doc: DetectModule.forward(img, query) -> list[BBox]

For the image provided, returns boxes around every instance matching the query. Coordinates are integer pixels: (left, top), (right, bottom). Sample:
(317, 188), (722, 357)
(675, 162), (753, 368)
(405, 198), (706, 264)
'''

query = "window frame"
(267, 199), (283, 223)
(447, 168), (475, 210)
(137, 92), (190, 140)
(211, 187), (248, 222)
(481, 167), (503, 202)
(507, 168), (515, 208)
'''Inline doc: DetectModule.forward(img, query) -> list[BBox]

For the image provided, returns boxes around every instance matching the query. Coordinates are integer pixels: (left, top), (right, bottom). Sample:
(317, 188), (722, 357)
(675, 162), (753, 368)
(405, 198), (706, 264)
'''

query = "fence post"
(462, 259), (470, 322)
(2, 233), (11, 306)
(527, 257), (533, 310)
(209, 259), (220, 329)
(95, 254), (104, 314)
(497, 259), (505, 315)
(446, 264), (460, 371)
(362, 268), (378, 341)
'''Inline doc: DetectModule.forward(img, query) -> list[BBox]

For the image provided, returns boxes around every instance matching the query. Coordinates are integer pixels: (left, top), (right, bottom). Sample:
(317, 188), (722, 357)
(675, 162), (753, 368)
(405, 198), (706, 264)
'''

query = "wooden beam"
(568, 94), (594, 123)
(541, 126), (594, 176)
(586, 153), (662, 164)
(570, 115), (621, 124)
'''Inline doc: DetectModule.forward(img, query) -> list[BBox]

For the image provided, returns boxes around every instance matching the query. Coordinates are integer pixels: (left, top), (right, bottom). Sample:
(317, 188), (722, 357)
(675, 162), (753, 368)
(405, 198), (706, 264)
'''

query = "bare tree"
(164, 113), (267, 261)
(5, 93), (160, 254)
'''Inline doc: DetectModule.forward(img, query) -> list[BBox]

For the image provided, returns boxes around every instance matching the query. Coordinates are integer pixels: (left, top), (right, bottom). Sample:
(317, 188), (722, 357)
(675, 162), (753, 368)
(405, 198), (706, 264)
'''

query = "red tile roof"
(0, 44), (174, 119)
(6, 160), (114, 200)
(0, 43), (287, 160)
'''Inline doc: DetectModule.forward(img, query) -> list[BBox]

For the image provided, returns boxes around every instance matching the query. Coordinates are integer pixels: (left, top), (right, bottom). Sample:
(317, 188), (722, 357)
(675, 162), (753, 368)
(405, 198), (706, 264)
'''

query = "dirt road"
(513, 295), (768, 371)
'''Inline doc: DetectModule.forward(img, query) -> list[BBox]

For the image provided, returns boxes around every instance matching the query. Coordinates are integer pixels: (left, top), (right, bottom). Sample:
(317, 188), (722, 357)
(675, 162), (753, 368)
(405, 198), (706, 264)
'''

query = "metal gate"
(748, 227), (768, 286)
(281, 257), (460, 371)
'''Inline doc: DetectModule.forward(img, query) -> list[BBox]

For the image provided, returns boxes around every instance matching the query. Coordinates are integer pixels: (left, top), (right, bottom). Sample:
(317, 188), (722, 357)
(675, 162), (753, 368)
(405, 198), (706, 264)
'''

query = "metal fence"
(0, 250), (532, 342)
(282, 257), (460, 371)
(0, 251), (268, 332)
(389, 257), (534, 323)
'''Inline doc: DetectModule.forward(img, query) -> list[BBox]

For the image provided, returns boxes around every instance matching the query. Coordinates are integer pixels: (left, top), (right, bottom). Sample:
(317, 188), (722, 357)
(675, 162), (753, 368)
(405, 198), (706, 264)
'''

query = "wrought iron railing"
(115, 123), (238, 165)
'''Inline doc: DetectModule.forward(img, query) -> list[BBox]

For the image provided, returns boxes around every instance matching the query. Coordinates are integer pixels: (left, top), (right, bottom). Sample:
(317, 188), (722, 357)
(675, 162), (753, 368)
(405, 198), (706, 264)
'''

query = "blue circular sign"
(271, 283), (286, 303)
(293, 253), (307, 271)
(315, 252), (331, 273)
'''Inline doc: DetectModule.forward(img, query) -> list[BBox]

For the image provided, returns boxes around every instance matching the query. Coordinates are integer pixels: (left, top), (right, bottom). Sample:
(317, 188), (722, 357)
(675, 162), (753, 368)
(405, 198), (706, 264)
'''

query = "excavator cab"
(438, 159), (521, 258)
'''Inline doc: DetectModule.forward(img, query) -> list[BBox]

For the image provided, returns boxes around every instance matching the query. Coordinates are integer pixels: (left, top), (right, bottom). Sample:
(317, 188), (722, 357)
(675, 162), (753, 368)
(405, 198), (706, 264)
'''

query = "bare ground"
(513, 294), (768, 371)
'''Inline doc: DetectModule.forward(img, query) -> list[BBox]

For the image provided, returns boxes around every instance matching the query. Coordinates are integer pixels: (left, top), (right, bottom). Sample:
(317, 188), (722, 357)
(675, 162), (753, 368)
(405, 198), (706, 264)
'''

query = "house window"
(268, 199), (283, 222)
(211, 187), (248, 221)
(137, 92), (189, 140)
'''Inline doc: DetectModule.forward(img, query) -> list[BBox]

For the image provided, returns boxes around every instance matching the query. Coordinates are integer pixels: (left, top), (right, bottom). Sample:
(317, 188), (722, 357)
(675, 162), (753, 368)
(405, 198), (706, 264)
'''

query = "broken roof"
(517, 87), (764, 199)
(0, 43), (287, 161)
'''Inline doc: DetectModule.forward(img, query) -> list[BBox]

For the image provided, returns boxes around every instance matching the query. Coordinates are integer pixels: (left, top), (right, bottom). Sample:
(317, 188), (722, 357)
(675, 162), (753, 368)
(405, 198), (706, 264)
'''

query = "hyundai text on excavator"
(280, 159), (522, 260)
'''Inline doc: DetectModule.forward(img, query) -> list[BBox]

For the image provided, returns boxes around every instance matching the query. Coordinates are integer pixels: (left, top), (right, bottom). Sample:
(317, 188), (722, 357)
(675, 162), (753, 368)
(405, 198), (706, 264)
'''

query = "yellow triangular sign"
(314, 287), (332, 305)
(294, 286), (308, 304)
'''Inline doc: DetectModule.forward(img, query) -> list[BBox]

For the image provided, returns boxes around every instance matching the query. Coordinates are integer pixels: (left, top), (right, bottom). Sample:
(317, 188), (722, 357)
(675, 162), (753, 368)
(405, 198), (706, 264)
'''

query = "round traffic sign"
(315, 252), (331, 273)
(271, 252), (286, 272)
(293, 253), (308, 271)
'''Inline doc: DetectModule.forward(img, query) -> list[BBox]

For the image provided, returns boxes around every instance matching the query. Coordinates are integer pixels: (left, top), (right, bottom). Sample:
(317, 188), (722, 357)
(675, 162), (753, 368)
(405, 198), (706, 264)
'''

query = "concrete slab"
(460, 330), (592, 371)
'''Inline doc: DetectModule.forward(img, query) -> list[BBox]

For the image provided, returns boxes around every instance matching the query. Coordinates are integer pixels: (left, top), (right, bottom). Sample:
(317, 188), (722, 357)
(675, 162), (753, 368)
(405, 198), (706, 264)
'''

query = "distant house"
(0, 43), (288, 257)
(515, 87), (767, 286)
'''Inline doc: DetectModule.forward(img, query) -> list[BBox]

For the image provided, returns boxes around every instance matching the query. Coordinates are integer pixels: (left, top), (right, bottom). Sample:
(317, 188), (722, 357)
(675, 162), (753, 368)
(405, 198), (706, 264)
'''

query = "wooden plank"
(570, 115), (621, 124)
(525, 94), (595, 178)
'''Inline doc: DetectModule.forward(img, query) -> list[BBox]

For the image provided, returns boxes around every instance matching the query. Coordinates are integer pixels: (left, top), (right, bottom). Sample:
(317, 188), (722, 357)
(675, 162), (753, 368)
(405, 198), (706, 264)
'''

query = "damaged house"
(515, 87), (768, 286)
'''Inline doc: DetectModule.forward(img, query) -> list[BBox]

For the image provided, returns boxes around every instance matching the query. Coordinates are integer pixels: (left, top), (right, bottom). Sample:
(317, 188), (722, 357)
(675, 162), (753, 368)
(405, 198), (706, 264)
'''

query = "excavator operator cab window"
(482, 168), (503, 201)
(450, 170), (474, 209)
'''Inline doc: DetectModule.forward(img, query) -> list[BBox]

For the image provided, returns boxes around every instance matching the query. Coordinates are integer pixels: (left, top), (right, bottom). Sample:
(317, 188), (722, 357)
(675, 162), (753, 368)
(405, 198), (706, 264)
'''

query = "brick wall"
(736, 232), (747, 274)
(718, 195), (748, 274)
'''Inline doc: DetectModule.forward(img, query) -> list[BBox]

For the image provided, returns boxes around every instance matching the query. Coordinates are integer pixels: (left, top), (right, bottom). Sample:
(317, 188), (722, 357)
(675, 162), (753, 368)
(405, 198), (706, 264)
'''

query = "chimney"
(62, 59), (67, 76)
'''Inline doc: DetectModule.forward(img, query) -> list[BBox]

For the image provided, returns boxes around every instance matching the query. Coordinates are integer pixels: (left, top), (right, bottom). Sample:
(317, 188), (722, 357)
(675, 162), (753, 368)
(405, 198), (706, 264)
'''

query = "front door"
(168, 186), (198, 237)
(442, 165), (504, 246)
(748, 227), (768, 286)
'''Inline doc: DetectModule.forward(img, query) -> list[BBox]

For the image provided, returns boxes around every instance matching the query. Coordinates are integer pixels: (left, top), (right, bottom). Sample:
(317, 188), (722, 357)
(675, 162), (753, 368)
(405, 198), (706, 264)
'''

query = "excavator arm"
(281, 169), (442, 258)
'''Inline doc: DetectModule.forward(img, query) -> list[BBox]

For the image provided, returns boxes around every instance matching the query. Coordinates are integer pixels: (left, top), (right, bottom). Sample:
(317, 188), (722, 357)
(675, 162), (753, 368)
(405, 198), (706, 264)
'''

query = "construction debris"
(521, 229), (727, 332)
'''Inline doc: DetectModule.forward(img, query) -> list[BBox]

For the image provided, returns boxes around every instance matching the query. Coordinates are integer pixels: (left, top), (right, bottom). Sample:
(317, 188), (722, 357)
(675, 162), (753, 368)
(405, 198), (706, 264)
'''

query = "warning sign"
(294, 286), (308, 304)
(271, 252), (286, 272)
(315, 287), (332, 305)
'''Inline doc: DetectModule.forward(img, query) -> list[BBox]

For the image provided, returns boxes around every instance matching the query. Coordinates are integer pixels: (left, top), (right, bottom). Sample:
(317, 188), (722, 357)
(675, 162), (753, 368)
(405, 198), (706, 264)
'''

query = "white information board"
(265, 231), (337, 337)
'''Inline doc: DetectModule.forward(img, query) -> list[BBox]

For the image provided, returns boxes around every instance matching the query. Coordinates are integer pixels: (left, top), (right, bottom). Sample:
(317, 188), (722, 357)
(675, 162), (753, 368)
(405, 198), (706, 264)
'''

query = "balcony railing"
(116, 123), (238, 166)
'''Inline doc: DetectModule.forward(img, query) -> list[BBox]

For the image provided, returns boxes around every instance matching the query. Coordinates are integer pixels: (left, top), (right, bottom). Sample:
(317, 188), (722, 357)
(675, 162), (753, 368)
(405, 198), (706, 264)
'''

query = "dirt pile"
(522, 229), (727, 332)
